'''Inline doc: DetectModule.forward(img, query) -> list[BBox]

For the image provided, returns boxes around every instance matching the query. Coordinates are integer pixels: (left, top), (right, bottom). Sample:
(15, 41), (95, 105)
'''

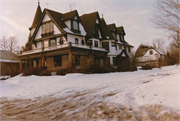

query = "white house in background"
(18, 3), (133, 71)
(135, 47), (165, 67)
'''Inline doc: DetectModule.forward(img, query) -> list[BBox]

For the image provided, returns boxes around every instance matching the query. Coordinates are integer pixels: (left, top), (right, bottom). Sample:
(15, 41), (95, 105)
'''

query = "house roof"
(29, 4), (42, 30)
(107, 23), (116, 32)
(135, 47), (149, 57)
(80, 12), (98, 37)
(135, 47), (164, 57)
(45, 9), (67, 34)
(100, 18), (114, 39)
(117, 26), (126, 35)
(62, 10), (77, 21)
(0, 50), (19, 62)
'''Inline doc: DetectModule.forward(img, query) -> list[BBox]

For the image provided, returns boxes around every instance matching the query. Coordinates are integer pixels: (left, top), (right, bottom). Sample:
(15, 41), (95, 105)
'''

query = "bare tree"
(151, 38), (165, 51)
(150, 0), (180, 49)
(0, 36), (20, 54)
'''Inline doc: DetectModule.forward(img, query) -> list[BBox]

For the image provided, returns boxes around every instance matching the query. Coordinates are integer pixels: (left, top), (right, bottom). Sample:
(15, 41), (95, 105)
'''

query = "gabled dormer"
(107, 24), (118, 40)
(117, 26), (126, 42)
(62, 10), (81, 34)
(80, 12), (105, 39)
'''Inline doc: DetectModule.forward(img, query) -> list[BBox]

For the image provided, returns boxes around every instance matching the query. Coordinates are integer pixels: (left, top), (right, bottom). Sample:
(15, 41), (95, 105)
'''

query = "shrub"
(39, 70), (51, 76)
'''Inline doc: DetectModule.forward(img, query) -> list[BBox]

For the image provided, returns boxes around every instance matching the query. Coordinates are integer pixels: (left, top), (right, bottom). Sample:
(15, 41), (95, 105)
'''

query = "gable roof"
(107, 23), (116, 32)
(29, 4), (42, 30)
(62, 10), (80, 21)
(135, 47), (164, 57)
(0, 50), (19, 62)
(100, 18), (114, 39)
(80, 12), (98, 37)
(117, 26), (126, 35)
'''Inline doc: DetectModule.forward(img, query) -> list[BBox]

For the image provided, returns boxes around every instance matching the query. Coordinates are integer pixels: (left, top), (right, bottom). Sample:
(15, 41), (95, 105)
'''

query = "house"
(18, 3), (133, 71)
(135, 47), (165, 67)
(0, 50), (19, 76)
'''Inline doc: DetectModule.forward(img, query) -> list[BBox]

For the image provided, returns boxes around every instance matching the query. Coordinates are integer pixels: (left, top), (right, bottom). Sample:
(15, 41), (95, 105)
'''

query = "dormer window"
(73, 21), (78, 30)
(41, 21), (53, 37)
(93, 24), (99, 38)
(120, 34), (124, 41)
(112, 32), (116, 39)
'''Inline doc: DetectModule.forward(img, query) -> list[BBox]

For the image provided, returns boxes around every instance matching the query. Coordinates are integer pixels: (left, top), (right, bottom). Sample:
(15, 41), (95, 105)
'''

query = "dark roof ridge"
(45, 8), (63, 15)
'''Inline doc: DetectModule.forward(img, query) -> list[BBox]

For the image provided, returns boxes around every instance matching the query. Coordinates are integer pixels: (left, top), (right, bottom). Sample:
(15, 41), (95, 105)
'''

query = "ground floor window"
(54, 56), (62, 66)
(75, 55), (80, 65)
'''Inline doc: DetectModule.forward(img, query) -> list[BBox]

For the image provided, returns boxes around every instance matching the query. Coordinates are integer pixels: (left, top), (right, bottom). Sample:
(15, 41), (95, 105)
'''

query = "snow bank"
(0, 65), (179, 112)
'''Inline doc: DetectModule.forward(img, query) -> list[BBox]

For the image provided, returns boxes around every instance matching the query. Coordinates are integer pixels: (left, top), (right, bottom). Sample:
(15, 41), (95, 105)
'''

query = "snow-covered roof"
(155, 48), (165, 55)
(0, 50), (19, 62)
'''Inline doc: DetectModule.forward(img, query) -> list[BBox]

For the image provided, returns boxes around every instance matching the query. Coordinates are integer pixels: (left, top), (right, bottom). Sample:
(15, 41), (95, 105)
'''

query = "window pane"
(119, 45), (122, 49)
(45, 23), (49, 33)
(50, 39), (56, 46)
(87, 40), (92, 46)
(49, 22), (53, 32)
(44, 40), (48, 47)
(94, 41), (98, 47)
(42, 24), (45, 34)
(73, 21), (78, 30)
(102, 42), (109, 51)
(81, 40), (84, 45)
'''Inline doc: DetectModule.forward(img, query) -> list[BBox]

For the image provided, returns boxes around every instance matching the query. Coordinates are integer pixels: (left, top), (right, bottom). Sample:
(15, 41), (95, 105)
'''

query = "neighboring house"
(18, 3), (133, 71)
(135, 47), (165, 67)
(0, 50), (19, 76)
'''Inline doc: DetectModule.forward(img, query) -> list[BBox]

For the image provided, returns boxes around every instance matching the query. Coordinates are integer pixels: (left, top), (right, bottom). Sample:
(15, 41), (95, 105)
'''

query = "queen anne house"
(18, 3), (133, 71)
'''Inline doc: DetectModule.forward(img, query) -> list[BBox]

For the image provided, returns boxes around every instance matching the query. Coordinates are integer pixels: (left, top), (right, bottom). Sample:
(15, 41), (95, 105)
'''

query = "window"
(93, 24), (99, 38)
(150, 50), (153, 55)
(119, 45), (122, 49)
(54, 56), (62, 66)
(120, 35), (124, 41)
(50, 39), (56, 46)
(41, 21), (53, 37)
(75, 38), (78, 44)
(128, 47), (131, 52)
(112, 32), (116, 39)
(44, 40), (48, 47)
(111, 42), (115, 47)
(113, 57), (116, 66)
(75, 55), (80, 65)
(73, 21), (78, 30)
(87, 40), (92, 46)
(81, 40), (84, 45)
(155, 54), (159, 59)
(94, 41), (98, 47)
(102, 42), (109, 51)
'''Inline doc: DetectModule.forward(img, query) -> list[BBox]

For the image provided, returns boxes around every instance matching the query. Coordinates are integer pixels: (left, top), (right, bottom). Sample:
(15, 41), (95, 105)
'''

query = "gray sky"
(0, 0), (166, 50)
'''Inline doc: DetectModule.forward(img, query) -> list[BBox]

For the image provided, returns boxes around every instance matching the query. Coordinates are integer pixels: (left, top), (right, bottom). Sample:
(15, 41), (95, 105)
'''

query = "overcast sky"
(0, 0), (166, 50)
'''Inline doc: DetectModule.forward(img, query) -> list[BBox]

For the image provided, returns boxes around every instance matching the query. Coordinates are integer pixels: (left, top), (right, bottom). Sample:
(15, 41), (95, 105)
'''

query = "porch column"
(19, 59), (23, 70)
(35, 60), (39, 68)
(42, 55), (45, 67)
(68, 51), (72, 67)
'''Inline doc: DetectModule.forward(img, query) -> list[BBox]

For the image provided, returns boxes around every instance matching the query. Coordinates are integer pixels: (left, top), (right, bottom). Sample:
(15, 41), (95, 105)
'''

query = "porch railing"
(21, 48), (42, 55)
(44, 43), (69, 51)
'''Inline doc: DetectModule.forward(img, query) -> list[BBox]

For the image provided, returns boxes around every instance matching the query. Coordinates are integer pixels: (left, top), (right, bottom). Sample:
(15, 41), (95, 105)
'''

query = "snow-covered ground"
(0, 65), (180, 120)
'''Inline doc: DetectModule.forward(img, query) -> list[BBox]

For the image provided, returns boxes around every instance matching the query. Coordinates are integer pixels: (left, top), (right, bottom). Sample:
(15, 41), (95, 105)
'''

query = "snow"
(155, 48), (165, 55)
(63, 27), (86, 36)
(0, 65), (179, 112)
(0, 59), (19, 63)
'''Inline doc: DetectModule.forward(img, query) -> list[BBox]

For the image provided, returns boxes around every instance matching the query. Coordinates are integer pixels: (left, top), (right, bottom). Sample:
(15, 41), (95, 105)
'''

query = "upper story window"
(120, 34), (124, 41)
(73, 21), (78, 30)
(44, 40), (49, 47)
(150, 50), (153, 55)
(93, 24), (99, 38)
(94, 41), (98, 47)
(59, 37), (64, 45)
(50, 39), (56, 46)
(75, 38), (78, 44)
(128, 47), (131, 52)
(111, 42), (115, 47)
(87, 40), (92, 46)
(102, 42), (109, 51)
(112, 32), (116, 39)
(42, 21), (53, 37)
(119, 45), (122, 49)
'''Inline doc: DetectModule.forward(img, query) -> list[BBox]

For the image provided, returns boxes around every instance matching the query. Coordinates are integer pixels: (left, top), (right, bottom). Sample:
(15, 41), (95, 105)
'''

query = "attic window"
(73, 21), (78, 30)
(120, 35), (124, 41)
(150, 50), (153, 55)
(41, 21), (53, 37)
